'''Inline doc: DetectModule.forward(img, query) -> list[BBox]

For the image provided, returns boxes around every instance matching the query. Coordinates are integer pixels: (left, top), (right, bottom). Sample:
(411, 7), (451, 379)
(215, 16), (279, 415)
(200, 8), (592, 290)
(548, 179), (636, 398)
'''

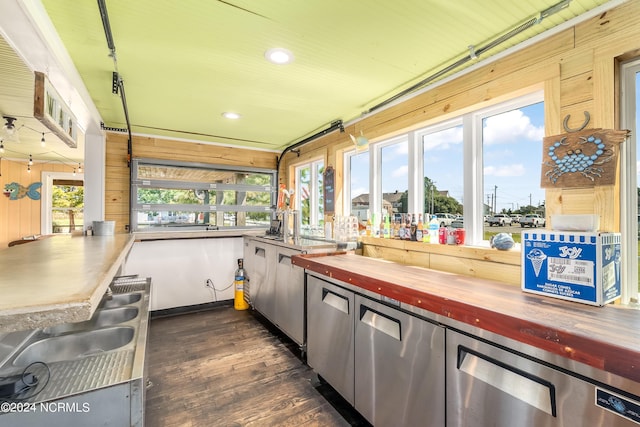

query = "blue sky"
(350, 102), (546, 213)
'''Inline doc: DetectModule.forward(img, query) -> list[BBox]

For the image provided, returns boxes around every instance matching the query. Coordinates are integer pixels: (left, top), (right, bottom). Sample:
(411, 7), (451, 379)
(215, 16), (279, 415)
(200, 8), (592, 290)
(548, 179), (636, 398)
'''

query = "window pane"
(483, 102), (545, 240)
(349, 151), (370, 224)
(137, 188), (209, 205)
(137, 164), (264, 185)
(52, 183), (84, 233)
(423, 125), (463, 217)
(131, 160), (275, 231)
(316, 162), (325, 226)
(296, 160), (324, 230)
(381, 139), (408, 217)
(297, 165), (311, 225)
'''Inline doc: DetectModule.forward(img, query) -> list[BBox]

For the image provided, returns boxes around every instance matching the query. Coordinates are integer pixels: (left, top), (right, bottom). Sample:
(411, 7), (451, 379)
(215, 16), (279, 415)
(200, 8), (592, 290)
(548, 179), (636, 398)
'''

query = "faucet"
(104, 286), (113, 300)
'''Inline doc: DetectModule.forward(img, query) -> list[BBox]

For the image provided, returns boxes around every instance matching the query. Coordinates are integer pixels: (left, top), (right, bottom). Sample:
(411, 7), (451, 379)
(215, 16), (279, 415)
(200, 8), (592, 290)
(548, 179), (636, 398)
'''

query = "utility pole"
(494, 185), (497, 214)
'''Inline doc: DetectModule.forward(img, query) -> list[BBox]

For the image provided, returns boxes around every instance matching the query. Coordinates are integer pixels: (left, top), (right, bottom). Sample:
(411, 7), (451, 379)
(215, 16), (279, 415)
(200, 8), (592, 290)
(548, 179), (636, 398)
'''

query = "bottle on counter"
(416, 214), (424, 242)
(409, 214), (418, 241)
(366, 209), (372, 237)
(382, 213), (390, 239)
(399, 215), (406, 240)
(428, 215), (440, 244)
(405, 214), (412, 240)
(371, 212), (378, 237)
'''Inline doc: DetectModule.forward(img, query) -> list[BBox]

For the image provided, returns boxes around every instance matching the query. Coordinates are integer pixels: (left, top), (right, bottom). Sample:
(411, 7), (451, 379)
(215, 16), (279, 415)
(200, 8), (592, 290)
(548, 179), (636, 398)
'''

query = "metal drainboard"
(111, 277), (150, 293)
(11, 350), (133, 403)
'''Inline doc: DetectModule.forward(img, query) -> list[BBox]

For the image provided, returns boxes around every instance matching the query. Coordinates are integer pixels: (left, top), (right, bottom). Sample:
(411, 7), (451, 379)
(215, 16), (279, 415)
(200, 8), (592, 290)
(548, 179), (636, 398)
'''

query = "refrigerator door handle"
(457, 345), (557, 416)
(359, 305), (401, 341)
(321, 288), (349, 314)
(278, 253), (291, 264)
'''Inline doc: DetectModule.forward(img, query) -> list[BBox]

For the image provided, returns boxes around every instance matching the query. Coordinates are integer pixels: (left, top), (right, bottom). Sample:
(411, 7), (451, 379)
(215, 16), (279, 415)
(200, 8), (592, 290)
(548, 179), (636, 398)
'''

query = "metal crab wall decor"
(540, 114), (628, 188)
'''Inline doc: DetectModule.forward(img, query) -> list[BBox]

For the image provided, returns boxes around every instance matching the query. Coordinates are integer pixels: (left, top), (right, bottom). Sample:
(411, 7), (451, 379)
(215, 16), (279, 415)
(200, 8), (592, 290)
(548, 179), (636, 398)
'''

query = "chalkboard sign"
(323, 166), (335, 215)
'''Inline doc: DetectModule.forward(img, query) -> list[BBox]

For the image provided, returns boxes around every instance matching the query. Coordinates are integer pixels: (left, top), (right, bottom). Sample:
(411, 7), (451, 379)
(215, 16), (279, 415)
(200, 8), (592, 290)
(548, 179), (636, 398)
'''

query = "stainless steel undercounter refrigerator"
(294, 252), (640, 427)
(242, 235), (344, 350)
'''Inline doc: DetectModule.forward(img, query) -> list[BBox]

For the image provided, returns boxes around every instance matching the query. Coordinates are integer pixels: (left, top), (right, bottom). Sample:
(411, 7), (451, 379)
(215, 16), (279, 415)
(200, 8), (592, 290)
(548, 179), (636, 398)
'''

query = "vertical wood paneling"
(0, 160), (72, 250)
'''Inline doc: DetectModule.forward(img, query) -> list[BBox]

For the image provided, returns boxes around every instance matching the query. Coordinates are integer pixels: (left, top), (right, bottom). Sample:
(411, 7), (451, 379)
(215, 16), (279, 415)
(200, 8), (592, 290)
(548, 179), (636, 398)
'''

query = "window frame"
(620, 58), (640, 303)
(130, 158), (276, 232)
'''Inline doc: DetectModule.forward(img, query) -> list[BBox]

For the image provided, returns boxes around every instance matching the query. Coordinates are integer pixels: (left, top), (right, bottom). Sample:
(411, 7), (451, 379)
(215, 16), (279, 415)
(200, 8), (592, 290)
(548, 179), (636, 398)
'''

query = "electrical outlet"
(205, 279), (214, 288)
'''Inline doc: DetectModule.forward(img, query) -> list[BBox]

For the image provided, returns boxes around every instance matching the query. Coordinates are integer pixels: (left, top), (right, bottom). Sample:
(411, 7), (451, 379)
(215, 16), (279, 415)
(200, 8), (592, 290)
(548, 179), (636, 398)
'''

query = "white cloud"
(423, 126), (463, 150)
(483, 109), (544, 145)
(484, 164), (526, 177)
(351, 186), (368, 197)
(392, 165), (408, 178)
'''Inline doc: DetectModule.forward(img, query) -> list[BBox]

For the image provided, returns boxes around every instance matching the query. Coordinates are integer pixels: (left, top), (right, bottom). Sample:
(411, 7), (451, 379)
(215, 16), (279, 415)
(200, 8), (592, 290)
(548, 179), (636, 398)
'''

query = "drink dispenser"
(282, 210), (301, 241)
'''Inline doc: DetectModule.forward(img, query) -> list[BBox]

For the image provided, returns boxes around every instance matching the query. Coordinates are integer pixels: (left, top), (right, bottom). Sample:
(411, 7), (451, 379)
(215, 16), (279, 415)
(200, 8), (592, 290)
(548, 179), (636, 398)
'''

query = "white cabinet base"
(123, 238), (242, 311)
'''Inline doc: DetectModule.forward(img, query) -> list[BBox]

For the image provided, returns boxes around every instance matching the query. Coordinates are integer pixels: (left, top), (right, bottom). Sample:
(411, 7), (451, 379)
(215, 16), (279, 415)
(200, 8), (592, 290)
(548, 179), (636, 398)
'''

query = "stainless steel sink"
(43, 307), (139, 336)
(12, 326), (135, 366)
(100, 292), (142, 308)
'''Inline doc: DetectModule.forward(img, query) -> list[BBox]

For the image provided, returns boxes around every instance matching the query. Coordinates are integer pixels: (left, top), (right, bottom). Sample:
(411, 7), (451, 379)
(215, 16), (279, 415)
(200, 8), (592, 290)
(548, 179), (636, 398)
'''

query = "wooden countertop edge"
(292, 252), (640, 384)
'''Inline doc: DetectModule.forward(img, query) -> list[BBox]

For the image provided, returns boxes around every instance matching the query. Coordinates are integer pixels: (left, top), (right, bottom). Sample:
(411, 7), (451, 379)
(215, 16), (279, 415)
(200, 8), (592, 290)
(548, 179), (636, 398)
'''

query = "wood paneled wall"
(281, 2), (640, 284)
(0, 159), (70, 249)
(105, 133), (278, 232)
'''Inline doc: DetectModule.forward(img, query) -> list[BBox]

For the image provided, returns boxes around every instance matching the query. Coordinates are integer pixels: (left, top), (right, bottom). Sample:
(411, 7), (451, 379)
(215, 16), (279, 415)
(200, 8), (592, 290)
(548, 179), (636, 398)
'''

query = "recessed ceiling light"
(265, 48), (294, 65)
(222, 112), (241, 120)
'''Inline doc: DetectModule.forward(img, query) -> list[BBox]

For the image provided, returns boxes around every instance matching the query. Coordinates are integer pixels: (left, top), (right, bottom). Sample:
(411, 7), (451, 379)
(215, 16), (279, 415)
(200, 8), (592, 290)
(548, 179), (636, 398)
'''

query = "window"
(480, 99), (545, 243)
(343, 91), (544, 246)
(41, 171), (84, 235)
(294, 159), (324, 232)
(130, 159), (275, 231)
(420, 121), (464, 219)
(344, 149), (370, 225)
(379, 136), (409, 219)
(620, 58), (640, 302)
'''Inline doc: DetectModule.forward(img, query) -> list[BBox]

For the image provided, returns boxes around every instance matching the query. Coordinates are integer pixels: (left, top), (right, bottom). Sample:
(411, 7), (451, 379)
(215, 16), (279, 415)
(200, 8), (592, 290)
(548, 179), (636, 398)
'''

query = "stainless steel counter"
(249, 234), (338, 252)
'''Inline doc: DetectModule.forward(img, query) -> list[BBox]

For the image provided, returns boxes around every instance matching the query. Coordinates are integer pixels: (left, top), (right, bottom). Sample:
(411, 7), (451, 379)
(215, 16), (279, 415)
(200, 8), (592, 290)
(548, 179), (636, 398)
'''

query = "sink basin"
(13, 326), (135, 366)
(100, 292), (142, 308)
(43, 307), (139, 335)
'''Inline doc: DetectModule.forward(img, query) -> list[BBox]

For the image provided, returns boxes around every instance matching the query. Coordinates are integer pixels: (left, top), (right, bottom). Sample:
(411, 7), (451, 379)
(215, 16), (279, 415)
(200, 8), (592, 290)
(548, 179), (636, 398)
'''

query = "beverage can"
(455, 228), (465, 245)
(446, 227), (456, 245)
(438, 227), (447, 244)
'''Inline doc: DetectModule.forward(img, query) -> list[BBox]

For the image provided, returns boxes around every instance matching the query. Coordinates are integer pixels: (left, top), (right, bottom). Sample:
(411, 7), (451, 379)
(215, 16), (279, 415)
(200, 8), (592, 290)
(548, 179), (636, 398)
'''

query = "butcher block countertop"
(0, 234), (134, 332)
(292, 252), (640, 384)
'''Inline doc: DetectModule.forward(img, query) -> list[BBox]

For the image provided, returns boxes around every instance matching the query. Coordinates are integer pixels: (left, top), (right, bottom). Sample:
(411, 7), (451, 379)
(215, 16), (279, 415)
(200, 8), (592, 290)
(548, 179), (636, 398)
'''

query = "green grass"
(484, 230), (521, 244)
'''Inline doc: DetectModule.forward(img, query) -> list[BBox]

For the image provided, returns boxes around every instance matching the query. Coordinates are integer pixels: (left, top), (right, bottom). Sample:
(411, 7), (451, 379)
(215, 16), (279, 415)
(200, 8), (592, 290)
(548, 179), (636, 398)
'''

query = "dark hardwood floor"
(145, 304), (370, 427)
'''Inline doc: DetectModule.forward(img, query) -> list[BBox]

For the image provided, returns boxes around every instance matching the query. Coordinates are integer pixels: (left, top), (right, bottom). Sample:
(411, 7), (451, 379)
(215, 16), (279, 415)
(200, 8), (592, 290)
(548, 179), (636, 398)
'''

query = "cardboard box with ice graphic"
(521, 231), (621, 306)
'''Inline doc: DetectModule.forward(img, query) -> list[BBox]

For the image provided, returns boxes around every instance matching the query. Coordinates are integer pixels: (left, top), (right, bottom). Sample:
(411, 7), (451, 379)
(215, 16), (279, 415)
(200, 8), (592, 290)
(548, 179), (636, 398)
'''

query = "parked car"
(451, 216), (464, 229)
(520, 214), (546, 228)
(487, 214), (512, 227)
(510, 214), (522, 224)
(433, 213), (456, 227)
